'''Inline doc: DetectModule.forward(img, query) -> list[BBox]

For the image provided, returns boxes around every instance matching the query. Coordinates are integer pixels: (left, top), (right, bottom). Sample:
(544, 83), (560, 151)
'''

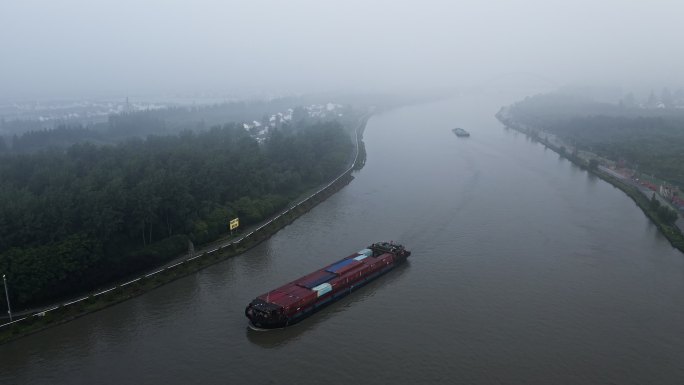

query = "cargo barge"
(245, 242), (411, 329)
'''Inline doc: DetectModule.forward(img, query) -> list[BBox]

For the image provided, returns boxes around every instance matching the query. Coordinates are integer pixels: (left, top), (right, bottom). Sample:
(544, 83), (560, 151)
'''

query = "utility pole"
(3, 274), (12, 322)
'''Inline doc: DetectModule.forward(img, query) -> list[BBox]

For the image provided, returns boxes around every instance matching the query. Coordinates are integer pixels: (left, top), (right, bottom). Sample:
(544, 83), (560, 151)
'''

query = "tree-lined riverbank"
(496, 108), (684, 253)
(0, 114), (369, 343)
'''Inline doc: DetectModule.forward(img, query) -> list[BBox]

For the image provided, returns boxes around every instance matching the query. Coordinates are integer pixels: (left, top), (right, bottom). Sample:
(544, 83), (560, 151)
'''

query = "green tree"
(650, 193), (661, 210)
(0, 117), (355, 307)
(657, 205), (678, 224)
(588, 159), (599, 170)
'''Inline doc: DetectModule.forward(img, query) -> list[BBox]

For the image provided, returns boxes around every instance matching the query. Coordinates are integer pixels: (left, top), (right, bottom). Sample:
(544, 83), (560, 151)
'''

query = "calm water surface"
(2, 92), (684, 384)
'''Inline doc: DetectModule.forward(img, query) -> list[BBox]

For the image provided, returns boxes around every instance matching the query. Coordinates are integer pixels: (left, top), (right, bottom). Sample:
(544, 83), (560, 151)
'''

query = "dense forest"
(0, 120), (353, 307)
(505, 93), (684, 187)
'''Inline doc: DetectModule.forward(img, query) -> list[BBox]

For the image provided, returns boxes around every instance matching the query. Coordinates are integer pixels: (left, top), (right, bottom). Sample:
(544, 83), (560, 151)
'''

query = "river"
(2, 91), (684, 384)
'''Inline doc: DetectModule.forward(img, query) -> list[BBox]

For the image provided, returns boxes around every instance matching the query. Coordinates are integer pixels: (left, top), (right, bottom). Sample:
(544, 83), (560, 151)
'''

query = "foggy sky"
(1, 0), (683, 100)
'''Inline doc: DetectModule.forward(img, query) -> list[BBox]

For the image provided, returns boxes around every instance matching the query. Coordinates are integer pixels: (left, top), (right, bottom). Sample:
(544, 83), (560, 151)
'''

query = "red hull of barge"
(245, 242), (411, 329)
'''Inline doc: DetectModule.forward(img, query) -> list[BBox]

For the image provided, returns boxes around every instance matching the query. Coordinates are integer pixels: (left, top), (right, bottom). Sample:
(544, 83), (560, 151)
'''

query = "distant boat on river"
(452, 127), (470, 137)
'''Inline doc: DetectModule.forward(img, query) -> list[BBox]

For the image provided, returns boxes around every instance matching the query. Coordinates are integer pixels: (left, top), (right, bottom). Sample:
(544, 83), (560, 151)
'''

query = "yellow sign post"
(229, 218), (239, 236)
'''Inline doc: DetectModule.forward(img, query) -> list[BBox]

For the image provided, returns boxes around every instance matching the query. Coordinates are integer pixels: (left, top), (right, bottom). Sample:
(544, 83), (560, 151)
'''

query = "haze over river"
(2, 92), (684, 384)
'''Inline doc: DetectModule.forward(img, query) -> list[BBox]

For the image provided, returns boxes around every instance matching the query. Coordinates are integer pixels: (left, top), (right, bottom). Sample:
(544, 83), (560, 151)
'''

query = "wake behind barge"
(245, 242), (411, 329)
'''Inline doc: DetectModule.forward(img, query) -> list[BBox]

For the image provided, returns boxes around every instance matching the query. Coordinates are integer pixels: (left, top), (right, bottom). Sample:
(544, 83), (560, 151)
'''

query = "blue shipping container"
(298, 271), (337, 289)
(326, 258), (356, 273)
